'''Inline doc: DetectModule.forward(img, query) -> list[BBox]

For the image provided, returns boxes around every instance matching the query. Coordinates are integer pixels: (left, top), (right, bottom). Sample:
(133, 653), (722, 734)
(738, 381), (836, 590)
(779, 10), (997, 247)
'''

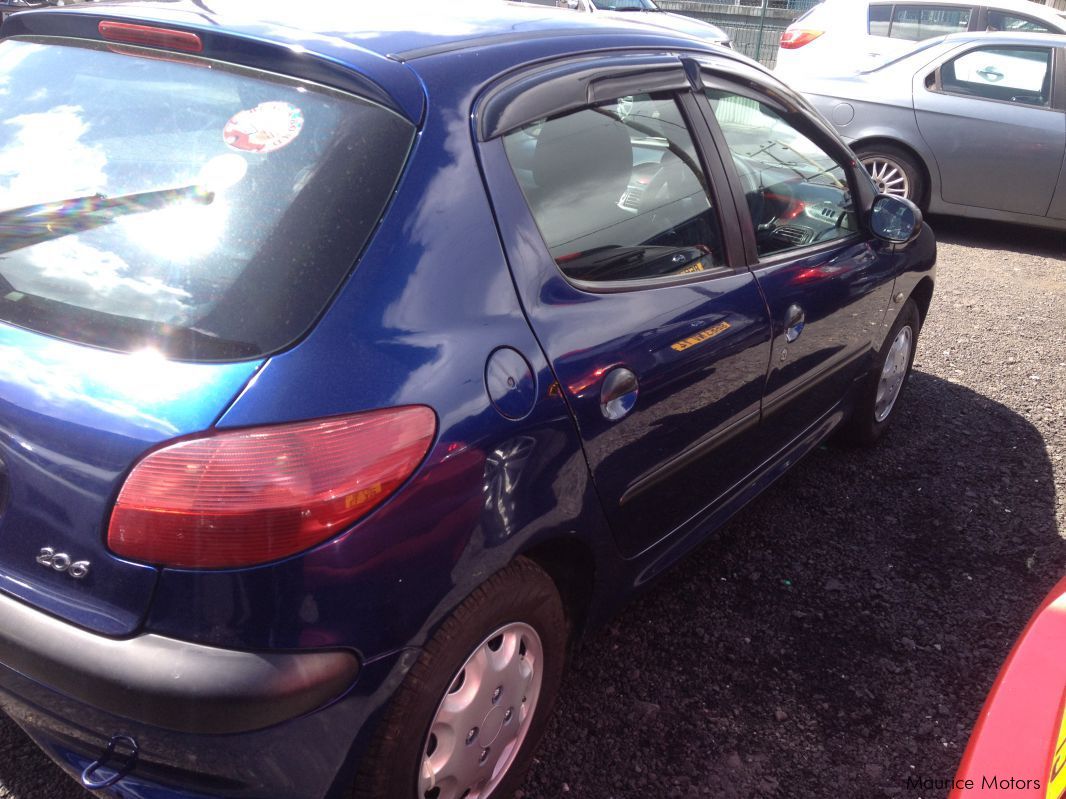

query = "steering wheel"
(731, 155), (767, 228)
(812, 209), (848, 243)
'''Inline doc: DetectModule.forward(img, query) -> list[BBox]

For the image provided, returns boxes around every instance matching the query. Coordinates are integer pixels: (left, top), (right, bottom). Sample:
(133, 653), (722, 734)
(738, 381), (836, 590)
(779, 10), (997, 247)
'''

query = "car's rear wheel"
(856, 144), (925, 208)
(839, 298), (920, 447)
(353, 558), (567, 799)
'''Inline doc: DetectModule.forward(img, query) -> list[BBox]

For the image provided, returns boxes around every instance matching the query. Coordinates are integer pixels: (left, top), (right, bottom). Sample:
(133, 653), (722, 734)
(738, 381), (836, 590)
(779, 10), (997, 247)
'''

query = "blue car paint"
(0, 3), (937, 797)
(0, 322), (261, 635)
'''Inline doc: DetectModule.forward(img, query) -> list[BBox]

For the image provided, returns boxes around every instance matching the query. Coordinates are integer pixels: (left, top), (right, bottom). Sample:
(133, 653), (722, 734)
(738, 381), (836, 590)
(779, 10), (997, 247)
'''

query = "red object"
(108, 407), (437, 568)
(950, 576), (1066, 798)
(779, 29), (824, 49)
(98, 21), (204, 53)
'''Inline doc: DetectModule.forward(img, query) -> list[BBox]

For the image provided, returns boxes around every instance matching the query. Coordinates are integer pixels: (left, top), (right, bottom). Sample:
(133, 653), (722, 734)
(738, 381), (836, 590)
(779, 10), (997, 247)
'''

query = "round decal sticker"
(223, 102), (304, 154)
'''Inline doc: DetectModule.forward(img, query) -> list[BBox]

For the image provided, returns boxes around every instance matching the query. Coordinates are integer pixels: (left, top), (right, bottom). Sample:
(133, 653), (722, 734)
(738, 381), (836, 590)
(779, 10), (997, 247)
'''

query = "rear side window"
(986, 11), (1054, 33)
(0, 39), (414, 361)
(503, 94), (726, 283)
(889, 5), (972, 40)
(869, 4), (893, 35)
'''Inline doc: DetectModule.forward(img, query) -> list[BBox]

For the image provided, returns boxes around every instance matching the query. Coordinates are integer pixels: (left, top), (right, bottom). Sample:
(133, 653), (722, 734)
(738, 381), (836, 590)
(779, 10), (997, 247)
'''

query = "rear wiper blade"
(0, 185), (213, 255)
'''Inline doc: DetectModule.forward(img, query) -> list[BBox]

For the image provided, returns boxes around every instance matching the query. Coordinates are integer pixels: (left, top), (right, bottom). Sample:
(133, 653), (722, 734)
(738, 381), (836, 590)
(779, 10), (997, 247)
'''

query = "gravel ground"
(2, 216), (1064, 798)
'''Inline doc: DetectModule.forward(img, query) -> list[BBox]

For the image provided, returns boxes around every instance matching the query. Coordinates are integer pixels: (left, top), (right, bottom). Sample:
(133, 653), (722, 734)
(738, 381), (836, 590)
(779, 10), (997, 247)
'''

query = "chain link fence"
(658, 0), (820, 68)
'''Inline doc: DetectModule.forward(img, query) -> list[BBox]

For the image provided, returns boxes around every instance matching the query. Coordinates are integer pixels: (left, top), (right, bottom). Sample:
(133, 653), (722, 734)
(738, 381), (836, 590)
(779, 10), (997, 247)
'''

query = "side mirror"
(869, 194), (922, 243)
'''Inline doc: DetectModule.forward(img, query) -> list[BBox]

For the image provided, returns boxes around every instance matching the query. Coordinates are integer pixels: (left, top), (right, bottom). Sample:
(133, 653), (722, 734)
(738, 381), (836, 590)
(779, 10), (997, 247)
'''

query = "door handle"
(977, 67), (1003, 82)
(600, 367), (639, 421)
(784, 304), (805, 343)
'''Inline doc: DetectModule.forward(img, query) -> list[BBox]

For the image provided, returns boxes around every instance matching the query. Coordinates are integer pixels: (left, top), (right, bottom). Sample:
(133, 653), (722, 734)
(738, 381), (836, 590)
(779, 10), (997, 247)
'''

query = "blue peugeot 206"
(0, 1), (935, 797)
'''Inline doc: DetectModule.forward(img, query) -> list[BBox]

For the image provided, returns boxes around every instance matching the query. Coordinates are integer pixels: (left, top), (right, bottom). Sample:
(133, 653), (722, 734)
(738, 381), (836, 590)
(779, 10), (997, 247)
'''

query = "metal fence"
(722, 19), (789, 67)
(658, 0), (821, 68)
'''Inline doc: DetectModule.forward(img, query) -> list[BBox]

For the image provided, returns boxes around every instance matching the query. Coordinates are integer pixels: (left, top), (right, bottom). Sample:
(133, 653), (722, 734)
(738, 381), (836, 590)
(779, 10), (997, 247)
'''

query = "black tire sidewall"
(354, 558), (567, 799)
(845, 299), (920, 446)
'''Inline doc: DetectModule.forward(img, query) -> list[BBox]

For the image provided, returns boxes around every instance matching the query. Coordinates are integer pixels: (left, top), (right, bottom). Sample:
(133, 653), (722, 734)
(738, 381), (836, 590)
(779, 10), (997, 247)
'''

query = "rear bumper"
(0, 590), (417, 798)
(0, 587), (359, 735)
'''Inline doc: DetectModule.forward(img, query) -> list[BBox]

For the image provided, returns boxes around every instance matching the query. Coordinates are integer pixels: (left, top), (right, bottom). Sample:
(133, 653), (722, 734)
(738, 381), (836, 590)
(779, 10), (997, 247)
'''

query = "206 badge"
(36, 547), (90, 580)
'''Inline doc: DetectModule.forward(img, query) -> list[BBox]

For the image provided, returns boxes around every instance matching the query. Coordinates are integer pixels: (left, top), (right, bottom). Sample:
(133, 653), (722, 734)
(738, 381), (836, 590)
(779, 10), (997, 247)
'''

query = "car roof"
(820, 0), (1066, 25)
(3, 0), (754, 125)
(939, 28), (1066, 46)
(20, 0), (708, 60)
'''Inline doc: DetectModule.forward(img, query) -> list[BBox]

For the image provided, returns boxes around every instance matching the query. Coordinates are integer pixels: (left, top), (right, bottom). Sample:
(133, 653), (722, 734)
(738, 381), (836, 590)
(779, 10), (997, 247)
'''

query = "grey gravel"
(2, 216), (1064, 798)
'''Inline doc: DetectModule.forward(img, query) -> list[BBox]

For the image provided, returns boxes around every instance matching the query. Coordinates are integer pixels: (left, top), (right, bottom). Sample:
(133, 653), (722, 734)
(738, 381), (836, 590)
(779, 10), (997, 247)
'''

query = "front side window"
(890, 5), (971, 40)
(503, 94), (726, 283)
(941, 46), (1052, 106)
(0, 38), (414, 361)
(706, 90), (856, 257)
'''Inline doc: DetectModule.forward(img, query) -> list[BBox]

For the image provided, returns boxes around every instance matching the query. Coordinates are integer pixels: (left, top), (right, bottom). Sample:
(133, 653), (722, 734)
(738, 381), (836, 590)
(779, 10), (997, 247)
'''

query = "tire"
(856, 143), (926, 209)
(839, 298), (920, 447)
(353, 557), (567, 799)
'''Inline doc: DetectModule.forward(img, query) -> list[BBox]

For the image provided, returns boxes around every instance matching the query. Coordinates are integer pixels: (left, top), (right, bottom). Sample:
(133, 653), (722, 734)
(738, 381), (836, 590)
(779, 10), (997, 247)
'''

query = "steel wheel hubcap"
(874, 325), (913, 423)
(862, 157), (910, 199)
(418, 623), (544, 799)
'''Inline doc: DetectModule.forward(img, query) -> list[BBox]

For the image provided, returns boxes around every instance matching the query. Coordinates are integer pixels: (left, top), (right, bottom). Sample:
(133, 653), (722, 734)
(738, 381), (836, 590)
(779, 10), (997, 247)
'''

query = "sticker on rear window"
(223, 101), (304, 154)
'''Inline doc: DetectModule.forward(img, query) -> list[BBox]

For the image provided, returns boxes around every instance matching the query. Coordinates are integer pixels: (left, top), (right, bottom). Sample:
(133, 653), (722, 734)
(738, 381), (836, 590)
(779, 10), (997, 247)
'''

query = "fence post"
(754, 0), (768, 62)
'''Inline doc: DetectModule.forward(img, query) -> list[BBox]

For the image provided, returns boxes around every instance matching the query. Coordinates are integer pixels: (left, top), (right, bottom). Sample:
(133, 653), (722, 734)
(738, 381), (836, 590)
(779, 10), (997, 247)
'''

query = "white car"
(509, 0), (731, 46)
(775, 0), (1066, 78)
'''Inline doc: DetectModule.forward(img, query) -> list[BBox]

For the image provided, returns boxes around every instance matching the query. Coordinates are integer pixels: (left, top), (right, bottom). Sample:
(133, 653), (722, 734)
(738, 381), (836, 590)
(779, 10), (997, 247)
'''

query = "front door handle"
(977, 67), (1004, 82)
(600, 367), (639, 421)
(784, 304), (805, 343)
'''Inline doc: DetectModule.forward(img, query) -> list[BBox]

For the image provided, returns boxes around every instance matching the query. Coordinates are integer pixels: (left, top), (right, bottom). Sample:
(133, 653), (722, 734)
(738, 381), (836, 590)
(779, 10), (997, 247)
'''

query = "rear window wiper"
(0, 185), (214, 255)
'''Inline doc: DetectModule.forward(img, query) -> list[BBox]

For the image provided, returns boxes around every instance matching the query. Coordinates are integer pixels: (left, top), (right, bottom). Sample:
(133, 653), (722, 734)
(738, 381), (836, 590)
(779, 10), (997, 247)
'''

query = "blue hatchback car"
(0, 2), (936, 797)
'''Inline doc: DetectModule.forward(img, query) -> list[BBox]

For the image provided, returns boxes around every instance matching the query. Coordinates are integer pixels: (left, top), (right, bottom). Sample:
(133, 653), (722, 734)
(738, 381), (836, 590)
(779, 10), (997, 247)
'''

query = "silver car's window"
(869, 4), (892, 36)
(986, 11), (1054, 33)
(941, 46), (1052, 106)
(503, 94), (727, 284)
(706, 90), (856, 258)
(890, 5), (971, 40)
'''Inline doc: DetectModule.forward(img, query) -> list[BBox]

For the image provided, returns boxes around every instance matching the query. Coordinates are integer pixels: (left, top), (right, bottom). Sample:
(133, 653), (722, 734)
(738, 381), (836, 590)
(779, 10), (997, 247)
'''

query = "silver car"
(794, 31), (1066, 230)
(508, 0), (731, 46)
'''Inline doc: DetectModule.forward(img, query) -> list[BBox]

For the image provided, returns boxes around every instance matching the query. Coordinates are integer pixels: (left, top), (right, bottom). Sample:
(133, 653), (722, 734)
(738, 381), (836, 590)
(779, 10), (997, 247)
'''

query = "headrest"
(532, 109), (633, 201)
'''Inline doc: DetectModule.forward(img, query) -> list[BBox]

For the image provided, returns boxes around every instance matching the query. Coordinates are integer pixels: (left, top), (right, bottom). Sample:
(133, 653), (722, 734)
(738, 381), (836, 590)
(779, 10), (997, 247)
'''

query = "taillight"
(779, 29), (825, 49)
(98, 21), (204, 53)
(108, 407), (436, 569)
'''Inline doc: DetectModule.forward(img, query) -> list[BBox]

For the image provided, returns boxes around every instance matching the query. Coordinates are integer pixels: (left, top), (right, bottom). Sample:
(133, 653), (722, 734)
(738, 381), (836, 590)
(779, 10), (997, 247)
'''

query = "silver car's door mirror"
(869, 194), (922, 243)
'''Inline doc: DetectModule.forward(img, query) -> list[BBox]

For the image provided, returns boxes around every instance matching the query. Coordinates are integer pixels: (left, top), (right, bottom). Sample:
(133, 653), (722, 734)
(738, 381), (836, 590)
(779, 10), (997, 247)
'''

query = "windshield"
(861, 35), (947, 72)
(592, 0), (659, 10)
(0, 38), (414, 361)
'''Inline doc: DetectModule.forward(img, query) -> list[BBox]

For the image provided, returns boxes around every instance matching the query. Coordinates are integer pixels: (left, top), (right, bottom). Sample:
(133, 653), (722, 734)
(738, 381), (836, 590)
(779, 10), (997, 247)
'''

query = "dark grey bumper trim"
(0, 589), (360, 735)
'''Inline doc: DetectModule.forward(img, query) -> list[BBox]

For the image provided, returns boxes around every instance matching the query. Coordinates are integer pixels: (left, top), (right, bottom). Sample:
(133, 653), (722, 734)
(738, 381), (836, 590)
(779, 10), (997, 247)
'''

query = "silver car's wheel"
(419, 624), (544, 799)
(862, 156), (910, 199)
(873, 324), (913, 423)
(855, 144), (925, 209)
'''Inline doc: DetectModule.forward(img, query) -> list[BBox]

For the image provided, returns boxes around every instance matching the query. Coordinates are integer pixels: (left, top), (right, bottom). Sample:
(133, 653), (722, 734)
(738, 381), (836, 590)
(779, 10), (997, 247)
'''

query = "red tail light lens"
(108, 407), (436, 569)
(98, 21), (204, 53)
(779, 29), (824, 49)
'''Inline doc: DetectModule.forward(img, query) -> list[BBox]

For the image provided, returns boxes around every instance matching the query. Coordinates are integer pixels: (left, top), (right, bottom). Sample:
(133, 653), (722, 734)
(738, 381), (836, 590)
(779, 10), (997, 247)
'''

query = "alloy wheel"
(862, 156), (910, 199)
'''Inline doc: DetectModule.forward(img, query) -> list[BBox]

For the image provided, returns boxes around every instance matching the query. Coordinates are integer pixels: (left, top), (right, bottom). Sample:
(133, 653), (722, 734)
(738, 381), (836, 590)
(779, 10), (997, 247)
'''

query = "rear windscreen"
(0, 38), (414, 361)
